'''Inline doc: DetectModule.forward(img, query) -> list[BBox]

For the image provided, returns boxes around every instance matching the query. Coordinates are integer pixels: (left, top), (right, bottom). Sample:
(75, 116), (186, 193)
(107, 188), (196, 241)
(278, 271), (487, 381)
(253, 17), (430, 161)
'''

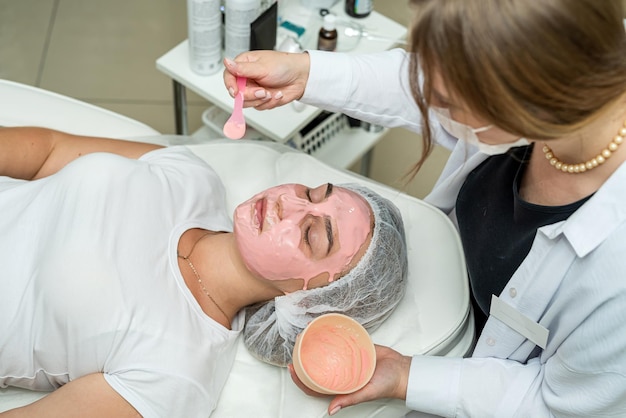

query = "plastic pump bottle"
(225, 0), (261, 59)
(317, 14), (338, 52)
(187, 0), (222, 75)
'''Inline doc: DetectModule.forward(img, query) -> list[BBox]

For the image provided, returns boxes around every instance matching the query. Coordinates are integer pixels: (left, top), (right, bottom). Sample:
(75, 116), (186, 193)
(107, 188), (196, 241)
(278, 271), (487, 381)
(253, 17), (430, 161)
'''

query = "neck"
(177, 228), (282, 328)
(541, 100), (626, 172)
(521, 100), (626, 205)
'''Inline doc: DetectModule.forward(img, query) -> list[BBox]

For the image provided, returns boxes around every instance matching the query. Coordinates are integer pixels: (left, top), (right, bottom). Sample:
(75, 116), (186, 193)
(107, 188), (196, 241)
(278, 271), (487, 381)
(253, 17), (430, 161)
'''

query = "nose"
(277, 193), (312, 220)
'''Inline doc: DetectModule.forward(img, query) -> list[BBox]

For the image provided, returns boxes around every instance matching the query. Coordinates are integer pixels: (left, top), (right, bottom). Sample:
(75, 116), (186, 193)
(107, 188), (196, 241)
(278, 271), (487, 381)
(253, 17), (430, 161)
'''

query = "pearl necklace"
(542, 119), (626, 174)
(178, 231), (231, 327)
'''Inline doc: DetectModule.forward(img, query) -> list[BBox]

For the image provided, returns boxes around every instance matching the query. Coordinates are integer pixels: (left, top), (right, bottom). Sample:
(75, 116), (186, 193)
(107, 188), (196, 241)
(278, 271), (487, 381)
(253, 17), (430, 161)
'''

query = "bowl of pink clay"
(292, 313), (376, 395)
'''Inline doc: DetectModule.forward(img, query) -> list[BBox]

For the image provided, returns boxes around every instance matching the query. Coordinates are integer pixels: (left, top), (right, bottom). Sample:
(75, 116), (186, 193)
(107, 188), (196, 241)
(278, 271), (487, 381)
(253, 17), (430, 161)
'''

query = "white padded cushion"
(0, 79), (471, 417)
(0, 79), (159, 138)
(0, 140), (471, 418)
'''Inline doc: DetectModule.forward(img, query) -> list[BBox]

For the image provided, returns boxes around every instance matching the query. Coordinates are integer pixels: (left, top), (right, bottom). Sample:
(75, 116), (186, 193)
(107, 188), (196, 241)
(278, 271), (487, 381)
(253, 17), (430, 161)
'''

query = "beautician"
(223, 0), (626, 416)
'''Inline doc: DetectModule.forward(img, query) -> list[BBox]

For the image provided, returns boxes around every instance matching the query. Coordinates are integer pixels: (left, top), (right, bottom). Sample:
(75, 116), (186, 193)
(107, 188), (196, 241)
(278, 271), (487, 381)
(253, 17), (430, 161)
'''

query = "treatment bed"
(0, 79), (474, 418)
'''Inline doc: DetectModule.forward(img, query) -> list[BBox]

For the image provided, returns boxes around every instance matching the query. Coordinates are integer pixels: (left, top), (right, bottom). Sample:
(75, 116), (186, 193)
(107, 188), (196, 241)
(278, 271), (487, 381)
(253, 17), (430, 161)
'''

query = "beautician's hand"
(288, 345), (411, 416)
(223, 50), (310, 110)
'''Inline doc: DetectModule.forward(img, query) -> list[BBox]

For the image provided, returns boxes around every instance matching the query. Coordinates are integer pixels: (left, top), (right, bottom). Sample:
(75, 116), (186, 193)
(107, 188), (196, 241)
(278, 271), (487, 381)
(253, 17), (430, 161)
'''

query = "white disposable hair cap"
(243, 183), (409, 366)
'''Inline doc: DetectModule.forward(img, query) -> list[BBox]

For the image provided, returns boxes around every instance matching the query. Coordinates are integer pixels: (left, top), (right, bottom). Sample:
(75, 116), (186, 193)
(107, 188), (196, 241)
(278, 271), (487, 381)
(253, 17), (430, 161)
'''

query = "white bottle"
(187, 0), (222, 75)
(224, 0), (261, 59)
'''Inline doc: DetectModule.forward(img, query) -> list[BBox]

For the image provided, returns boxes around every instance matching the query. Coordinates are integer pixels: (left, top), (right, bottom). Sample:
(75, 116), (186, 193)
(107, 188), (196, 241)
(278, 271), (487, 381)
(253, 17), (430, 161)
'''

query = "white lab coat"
(302, 49), (626, 417)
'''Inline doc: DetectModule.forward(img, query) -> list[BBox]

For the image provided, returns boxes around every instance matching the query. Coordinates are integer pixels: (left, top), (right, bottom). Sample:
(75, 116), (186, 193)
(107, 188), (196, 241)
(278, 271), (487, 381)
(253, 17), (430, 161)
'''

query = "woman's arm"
(302, 49), (423, 133)
(0, 374), (140, 418)
(0, 127), (163, 180)
(222, 49), (423, 133)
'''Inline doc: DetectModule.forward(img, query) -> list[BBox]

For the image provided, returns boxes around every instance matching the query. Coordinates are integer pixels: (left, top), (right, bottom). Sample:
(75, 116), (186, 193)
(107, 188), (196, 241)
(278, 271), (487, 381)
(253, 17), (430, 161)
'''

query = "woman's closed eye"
(304, 225), (311, 246)
(299, 183), (336, 258)
(302, 216), (333, 258)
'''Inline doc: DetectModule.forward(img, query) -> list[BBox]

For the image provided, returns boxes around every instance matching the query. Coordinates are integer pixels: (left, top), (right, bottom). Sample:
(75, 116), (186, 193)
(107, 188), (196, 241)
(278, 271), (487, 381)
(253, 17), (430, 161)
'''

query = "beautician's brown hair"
(406, 0), (626, 178)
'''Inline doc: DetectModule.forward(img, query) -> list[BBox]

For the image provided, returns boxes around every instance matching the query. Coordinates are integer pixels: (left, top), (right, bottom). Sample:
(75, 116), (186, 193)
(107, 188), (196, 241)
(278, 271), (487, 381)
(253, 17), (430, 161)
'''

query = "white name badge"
(490, 295), (549, 349)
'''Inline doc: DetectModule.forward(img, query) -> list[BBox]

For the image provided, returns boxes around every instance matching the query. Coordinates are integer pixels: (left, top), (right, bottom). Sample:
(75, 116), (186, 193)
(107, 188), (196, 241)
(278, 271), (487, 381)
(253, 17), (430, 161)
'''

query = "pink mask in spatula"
(223, 76), (247, 139)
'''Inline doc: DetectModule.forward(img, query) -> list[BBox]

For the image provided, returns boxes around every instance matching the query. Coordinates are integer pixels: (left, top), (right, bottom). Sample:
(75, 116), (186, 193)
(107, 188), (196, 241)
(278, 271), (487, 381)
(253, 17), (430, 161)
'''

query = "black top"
(456, 144), (591, 332)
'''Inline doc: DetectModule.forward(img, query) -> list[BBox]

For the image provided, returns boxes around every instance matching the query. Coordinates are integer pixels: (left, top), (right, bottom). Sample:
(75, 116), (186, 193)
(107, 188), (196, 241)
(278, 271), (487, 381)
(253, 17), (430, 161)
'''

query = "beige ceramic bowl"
(292, 313), (376, 395)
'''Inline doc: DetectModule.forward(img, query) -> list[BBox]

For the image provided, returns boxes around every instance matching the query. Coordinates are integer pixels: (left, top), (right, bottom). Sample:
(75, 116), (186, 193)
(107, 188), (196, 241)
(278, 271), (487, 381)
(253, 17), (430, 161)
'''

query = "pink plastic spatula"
(223, 76), (247, 139)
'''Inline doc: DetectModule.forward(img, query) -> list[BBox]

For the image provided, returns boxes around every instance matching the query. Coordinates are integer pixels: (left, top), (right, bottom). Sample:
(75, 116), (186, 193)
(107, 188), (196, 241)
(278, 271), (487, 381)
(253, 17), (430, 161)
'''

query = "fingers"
(223, 60), (238, 96)
(325, 345), (413, 416)
(224, 52), (264, 78)
(222, 49), (303, 110)
(251, 95), (285, 110)
(287, 364), (328, 398)
(222, 72), (283, 109)
(223, 66), (280, 106)
(223, 53), (268, 94)
(241, 86), (285, 110)
(327, 383), (378, 416)
(243, 92), (283, 110)
(288, 363), (381, 417)
(223, 57), (256, 99)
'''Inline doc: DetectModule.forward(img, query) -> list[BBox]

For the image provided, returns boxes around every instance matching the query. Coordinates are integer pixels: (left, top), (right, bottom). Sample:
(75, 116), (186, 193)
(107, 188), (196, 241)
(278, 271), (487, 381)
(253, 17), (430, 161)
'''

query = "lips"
(254, 198), (266, 232)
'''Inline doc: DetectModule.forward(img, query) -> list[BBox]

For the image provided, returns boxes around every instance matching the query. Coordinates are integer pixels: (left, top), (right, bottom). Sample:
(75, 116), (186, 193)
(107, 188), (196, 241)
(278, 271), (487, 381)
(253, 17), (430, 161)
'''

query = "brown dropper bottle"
(317, 14), (338, 52)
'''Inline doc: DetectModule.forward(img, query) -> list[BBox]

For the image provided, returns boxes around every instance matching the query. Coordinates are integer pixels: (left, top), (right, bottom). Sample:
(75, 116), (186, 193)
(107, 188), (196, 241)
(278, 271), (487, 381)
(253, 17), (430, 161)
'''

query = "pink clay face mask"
(233, 184), (371, 289)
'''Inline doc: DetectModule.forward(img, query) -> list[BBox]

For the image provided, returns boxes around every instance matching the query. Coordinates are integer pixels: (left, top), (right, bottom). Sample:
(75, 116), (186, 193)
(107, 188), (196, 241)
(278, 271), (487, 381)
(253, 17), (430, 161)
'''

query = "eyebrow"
(324, 217), (333, 256)
(324, 183), (334, 255)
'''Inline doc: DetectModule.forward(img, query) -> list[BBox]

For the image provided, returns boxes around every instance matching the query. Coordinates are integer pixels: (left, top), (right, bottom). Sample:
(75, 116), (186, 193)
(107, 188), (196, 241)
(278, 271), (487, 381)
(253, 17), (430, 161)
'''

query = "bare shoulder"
(0, 374), (141, 418)
(0, 127), (163, 180)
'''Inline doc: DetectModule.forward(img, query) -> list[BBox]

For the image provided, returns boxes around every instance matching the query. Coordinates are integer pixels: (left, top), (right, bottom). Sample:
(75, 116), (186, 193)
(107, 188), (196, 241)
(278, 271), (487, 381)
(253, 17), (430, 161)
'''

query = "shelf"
(156, 3), (406, 143)
(156, 1), (406, 170)
(189, 124), (387, 170)
(311, 126), (388, 169)
(157, 40), (321, 143)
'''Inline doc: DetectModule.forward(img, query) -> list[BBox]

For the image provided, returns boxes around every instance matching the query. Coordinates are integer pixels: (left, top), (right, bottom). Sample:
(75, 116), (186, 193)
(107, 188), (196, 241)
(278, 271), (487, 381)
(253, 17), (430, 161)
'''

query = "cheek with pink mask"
(233, 186), (371, 290)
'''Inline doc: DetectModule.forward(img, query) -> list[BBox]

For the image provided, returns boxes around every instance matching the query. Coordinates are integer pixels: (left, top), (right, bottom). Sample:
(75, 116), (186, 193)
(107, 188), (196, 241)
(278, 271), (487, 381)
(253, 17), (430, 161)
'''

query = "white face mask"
(432, 107), (529, 155)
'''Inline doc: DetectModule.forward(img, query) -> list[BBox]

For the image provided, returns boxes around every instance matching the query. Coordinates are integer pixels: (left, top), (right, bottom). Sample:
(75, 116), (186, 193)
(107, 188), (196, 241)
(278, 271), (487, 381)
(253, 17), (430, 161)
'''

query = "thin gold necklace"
(542, 119), (626, 174)
(177, 231), (231, 327)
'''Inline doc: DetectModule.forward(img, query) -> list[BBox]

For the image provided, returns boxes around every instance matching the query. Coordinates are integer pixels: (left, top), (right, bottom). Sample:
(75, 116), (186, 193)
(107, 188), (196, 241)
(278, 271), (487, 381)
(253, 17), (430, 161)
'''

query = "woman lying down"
(0, 127), (408, 418)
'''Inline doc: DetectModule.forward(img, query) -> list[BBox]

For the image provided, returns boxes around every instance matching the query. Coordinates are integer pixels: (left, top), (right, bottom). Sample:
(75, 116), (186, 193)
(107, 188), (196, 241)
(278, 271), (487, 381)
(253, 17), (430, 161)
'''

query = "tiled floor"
(0, 0), (448, 198)
(0, 0), (202, 135)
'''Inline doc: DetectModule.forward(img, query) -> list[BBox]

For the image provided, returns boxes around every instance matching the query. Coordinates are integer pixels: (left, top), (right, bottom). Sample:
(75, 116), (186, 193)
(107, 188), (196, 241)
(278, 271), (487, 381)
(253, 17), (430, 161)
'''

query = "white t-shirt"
(0, 146), (243, 418)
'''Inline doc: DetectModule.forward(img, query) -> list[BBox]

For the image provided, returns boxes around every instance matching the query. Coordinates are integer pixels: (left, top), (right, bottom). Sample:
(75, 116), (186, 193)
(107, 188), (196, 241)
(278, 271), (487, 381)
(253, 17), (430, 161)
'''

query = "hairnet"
(243, 183), (409, 366)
